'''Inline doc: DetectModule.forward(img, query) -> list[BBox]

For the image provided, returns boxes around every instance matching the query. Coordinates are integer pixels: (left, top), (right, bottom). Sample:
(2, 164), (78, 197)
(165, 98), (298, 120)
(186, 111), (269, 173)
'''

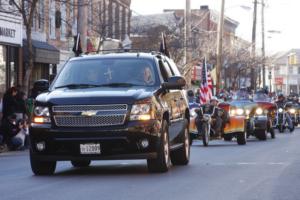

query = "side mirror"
(162, 76), (186, 90)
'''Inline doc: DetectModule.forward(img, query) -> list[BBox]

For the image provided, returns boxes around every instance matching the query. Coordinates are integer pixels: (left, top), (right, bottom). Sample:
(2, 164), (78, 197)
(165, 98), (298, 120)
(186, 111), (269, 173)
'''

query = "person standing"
(1, 87), (18, 123)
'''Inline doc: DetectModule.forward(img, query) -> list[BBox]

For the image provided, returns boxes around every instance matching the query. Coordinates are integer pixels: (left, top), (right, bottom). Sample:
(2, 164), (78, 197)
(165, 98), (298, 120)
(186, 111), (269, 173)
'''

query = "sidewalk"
(0, 144), (28, 155)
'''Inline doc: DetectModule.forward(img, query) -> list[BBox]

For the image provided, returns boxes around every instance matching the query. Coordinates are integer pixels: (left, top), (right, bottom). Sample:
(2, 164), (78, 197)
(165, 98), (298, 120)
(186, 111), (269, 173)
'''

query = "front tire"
(30, 150), (56, 175)
(237, 132), (246, 145)
(147, 120), (171, 173)
(270, 127), (275, 139)
(256, 130), (267, 140)
(279, 124), (284, 133)
(171, 120), (190, 165)
(202, 123), (210, 147)
(71, 160), (91, 168)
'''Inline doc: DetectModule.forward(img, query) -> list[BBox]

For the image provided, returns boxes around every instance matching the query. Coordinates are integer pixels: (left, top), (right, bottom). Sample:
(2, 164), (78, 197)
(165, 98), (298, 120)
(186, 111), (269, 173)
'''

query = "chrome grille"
(52, 104), (127, 112)
(54, 115), (125, 127)
(52, 104), (127, 127)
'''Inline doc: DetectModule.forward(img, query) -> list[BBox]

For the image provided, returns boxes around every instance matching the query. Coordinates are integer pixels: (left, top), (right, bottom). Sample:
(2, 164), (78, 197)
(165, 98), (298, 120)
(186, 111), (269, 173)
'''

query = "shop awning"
(23, 40), (60, 64)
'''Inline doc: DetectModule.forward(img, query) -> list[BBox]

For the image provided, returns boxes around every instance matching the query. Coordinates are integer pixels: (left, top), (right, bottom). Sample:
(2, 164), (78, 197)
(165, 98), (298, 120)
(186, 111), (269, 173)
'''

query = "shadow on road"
(40, 161), (191, 177)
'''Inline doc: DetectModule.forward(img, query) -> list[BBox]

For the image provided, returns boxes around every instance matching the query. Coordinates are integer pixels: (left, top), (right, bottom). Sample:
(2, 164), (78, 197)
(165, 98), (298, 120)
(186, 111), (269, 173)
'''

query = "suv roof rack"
(81, 49), (166, 56)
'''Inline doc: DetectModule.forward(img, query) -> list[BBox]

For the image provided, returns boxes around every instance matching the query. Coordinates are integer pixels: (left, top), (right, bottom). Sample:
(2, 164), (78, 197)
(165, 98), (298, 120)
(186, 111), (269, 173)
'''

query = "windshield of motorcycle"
(253, 93), (271, 102)
(232, 90), (250, 100)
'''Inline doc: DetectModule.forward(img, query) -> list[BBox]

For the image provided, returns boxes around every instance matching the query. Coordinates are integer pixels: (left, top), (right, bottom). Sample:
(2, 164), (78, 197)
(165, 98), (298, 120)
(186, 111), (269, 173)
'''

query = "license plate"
(80, 143), (101, 154)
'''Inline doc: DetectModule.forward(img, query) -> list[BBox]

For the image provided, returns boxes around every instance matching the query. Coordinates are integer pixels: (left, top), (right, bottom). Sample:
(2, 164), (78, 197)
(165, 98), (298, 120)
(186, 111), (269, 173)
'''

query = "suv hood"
(36, 87), (156, 105)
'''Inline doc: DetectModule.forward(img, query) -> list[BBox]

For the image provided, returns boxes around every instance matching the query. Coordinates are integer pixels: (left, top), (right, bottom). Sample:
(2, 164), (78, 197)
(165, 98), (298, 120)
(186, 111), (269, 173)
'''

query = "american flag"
(199, 57), (213, 104)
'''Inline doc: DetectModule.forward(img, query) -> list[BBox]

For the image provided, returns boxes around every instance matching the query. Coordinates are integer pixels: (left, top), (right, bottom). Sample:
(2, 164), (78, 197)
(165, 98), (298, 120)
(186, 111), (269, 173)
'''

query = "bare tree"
(5, 0), (38, 94)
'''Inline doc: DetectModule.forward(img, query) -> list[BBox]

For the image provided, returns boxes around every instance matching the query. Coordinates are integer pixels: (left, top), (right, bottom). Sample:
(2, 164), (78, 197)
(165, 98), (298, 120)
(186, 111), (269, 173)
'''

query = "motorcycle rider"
(196, 96), (226, 137)
(276, 93), (293, 131)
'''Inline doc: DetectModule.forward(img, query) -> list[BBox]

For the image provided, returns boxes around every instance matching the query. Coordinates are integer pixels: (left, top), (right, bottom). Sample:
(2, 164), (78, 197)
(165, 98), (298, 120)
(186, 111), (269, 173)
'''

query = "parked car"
(29, 52), (190, 175)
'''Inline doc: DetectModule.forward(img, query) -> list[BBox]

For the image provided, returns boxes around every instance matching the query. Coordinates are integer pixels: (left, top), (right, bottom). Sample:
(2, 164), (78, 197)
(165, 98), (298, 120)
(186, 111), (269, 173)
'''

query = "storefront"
(23, 39), (60, 88)
(0, 12), (22, 99)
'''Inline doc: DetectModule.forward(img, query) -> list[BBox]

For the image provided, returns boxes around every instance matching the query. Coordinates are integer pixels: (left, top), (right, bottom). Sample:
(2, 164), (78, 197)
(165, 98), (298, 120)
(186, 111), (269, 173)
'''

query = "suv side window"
(158, 59), (170, 82)
(163, 59), (175, 77)
(165, 57), (181, 76)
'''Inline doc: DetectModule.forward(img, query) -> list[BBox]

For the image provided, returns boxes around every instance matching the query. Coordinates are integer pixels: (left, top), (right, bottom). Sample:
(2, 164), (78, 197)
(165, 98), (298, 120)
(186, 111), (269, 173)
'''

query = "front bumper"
(224, 116), (246, 134)
(29, 120), (161, 161)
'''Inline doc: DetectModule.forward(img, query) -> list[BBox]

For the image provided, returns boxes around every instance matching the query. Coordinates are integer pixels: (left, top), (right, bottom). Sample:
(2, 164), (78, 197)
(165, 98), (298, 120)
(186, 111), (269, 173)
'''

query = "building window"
(0, 45), (7, 97)
(38, 1), (44, 31)
(119, 6), (122, 39)
(49, 0), (56, 39)
(60, 2), (66, 40)
(124, 9), (128, 36)
(289, 66), (293, 74)
(112, 2), (116, 38)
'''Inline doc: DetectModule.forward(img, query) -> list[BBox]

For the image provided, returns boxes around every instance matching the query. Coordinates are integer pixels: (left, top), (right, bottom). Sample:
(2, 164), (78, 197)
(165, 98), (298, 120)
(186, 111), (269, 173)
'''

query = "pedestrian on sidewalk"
(1, 87), (18, 124)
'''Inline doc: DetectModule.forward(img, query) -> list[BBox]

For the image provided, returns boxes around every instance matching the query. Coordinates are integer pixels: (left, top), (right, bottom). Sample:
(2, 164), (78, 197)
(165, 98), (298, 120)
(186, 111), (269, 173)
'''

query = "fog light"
(140, 139), (149, 149)
(36, 142), (45, 151)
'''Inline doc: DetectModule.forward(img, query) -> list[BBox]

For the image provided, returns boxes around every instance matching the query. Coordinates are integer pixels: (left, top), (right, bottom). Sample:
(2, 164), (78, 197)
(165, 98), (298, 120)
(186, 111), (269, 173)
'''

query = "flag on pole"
(159, 32), (170, 58)
(200, 57), (213, 104)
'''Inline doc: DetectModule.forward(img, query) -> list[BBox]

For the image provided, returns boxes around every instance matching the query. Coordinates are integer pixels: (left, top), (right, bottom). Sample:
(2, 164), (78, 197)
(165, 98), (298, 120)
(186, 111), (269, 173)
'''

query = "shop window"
(0, 45), (6, 97)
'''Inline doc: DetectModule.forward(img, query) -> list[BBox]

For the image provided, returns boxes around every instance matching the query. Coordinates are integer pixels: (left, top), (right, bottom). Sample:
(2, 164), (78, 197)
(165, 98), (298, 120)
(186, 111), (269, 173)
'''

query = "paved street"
(1, 129), (300, 200)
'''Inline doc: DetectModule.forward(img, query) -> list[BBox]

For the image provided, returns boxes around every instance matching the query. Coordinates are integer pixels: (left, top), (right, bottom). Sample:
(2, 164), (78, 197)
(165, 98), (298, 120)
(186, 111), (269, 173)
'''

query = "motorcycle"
(194, 104), (235, 146)
(197, 104), (216, 146)
(286, 101), (300, 127)
(275, 102), (294, 133)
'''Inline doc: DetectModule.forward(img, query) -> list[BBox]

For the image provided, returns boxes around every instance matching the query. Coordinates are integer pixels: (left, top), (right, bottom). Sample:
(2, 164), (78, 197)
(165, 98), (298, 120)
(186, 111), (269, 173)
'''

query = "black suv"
(29, 52), (190, 175)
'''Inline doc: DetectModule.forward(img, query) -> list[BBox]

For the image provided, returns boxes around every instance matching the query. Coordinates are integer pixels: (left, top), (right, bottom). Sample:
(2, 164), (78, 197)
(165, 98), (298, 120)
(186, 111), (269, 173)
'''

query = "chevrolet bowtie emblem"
(81, 110), (97, 117)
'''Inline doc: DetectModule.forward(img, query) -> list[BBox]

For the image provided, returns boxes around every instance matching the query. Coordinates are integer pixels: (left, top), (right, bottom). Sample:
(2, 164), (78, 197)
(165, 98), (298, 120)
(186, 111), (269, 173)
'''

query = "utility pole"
(185, 0), (192, 87)
(216, 0), (225, 94)
(251, 0), (257, 90)
(261, 0), (266, 88)
(77, 0), (88, 53)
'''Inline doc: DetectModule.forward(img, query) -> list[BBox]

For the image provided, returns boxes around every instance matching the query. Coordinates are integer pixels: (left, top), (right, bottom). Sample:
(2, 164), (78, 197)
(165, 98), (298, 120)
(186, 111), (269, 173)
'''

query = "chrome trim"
(54, 114), (126, 127)
(52, 104), (128, 112)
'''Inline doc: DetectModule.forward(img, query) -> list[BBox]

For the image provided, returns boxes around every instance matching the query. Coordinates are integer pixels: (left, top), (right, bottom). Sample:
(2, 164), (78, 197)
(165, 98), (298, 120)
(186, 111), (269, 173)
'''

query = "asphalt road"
(1, 129), (300, 200)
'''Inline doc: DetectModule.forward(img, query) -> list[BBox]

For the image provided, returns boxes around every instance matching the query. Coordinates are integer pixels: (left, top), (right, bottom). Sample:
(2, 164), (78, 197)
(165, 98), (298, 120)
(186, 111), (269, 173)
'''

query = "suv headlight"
(278, 108), (283, 113)
(130, 104), (152, 121)
(33, 106), (51, 123)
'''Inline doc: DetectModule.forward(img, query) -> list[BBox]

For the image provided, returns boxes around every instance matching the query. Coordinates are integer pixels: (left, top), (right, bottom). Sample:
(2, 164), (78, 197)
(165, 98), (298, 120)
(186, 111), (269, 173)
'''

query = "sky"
(131, 0), (300, 54)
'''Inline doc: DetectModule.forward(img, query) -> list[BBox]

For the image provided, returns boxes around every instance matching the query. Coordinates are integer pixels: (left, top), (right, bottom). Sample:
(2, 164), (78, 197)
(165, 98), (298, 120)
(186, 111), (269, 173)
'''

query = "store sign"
(0, 15), (22, 46)
(275, 77), (283, 85)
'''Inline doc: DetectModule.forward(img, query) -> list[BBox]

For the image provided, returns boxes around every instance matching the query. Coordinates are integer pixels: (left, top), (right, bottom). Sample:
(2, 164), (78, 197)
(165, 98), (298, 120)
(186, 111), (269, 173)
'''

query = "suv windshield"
(52, 58), (159, 89)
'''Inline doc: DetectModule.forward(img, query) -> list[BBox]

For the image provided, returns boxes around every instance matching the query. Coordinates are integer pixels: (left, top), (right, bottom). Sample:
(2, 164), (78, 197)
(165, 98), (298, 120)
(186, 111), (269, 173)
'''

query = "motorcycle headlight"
(130, 103), (152, 121)
(203, 114), (211, 121)
(289, 108), (296, 114)
(236, 108), (244, 115)
(230, 109), (236, 116)
(256, 108), (263, 115)
(190, 108), (197, 118)
(33, 106), (51, 123)
(278, 108), (283, 113)
(245, 109), (250, 115)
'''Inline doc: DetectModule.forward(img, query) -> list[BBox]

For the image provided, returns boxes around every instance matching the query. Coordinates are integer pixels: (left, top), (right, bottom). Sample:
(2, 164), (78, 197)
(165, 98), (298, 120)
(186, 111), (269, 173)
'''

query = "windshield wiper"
(55, 83), (100, 89)
(96, 83), (143, 87)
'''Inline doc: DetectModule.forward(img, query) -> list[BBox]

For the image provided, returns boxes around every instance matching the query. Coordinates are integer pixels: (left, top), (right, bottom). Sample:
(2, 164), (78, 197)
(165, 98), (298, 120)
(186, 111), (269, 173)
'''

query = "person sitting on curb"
(11, 119), (29, 150)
